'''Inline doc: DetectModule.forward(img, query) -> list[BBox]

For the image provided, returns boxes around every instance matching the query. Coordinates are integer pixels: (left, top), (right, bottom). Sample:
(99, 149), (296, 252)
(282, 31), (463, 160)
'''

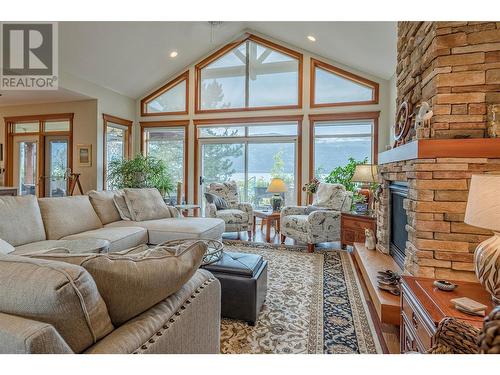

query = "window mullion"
(245, 41), (250, 108)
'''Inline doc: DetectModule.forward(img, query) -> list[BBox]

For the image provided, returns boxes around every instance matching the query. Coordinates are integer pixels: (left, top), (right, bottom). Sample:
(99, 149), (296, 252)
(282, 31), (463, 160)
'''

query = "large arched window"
(195, 34), (302, 113)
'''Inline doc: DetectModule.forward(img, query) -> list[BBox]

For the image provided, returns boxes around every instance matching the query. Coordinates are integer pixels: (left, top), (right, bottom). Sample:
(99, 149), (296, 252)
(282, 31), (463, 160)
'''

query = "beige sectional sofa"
(0, 191), (226, 354)
(0, 192), (225, 254)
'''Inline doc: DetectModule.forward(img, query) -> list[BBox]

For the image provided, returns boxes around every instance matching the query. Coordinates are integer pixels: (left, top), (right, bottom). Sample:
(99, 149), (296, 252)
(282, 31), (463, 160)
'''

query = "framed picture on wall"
(77, 144), (92, 167)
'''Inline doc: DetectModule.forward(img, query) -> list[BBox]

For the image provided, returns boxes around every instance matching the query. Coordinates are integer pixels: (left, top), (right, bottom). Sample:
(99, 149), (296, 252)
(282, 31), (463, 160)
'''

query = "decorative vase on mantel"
(488, 104), (500, 138)
(464, 175), (500, 305)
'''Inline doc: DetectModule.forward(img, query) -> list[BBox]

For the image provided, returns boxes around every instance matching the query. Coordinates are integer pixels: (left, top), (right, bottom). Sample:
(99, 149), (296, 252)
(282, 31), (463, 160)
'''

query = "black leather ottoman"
(202, 251), (267, 325)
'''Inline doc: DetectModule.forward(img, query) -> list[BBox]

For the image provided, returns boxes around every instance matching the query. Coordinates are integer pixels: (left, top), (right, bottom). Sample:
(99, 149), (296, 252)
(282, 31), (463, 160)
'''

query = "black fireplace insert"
(389, 182), (408, 269)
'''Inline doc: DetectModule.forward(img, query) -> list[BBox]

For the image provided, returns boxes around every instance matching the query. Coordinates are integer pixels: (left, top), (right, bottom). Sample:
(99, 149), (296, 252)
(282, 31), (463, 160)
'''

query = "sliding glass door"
(198, 121), (299, 211)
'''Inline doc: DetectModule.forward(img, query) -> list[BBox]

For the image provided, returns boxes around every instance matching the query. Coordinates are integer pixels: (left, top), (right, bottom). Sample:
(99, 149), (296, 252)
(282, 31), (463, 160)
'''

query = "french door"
(198, 139), (298, 211)
(43, 136), (70, 197)
(13, 135), (40, 196)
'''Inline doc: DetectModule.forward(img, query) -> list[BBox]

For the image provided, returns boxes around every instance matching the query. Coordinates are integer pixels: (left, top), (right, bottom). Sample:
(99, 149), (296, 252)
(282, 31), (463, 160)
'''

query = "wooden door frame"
(139, 120), (190, 201)
(102, 114), (133, 189)
(193, 115), (303, 206)
(4, 113), (74, 196)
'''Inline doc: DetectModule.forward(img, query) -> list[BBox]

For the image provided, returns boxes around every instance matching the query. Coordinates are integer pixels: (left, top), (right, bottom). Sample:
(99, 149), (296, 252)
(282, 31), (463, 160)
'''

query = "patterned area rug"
(220, 241), (382, 354)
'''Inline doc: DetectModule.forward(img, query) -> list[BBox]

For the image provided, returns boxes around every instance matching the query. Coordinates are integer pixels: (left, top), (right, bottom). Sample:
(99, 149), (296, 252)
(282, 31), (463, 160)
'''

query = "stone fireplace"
(389, 182), (409, 269)
(376, 21), (500, 282)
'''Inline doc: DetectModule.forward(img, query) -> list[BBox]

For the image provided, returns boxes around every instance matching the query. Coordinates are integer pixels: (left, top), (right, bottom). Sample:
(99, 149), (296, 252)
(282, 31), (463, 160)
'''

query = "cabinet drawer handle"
(412, 312), (419, 329)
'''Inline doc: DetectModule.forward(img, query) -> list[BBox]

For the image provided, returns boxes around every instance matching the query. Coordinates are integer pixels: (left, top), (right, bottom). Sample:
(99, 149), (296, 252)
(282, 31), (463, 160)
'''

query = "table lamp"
(267, 178), (288, 212)
(351, 164), (378, 213)
(465, 174), (500, 305)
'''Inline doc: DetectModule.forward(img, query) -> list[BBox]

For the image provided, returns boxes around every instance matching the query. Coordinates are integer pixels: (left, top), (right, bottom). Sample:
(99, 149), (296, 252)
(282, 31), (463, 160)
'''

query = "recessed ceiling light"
(169, 51), (178, 58)
(307, 35), (316, 42)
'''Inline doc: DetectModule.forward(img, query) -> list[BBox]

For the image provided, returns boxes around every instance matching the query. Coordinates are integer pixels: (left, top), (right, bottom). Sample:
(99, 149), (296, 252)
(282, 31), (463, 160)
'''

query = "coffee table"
(253, 209), (281, 243)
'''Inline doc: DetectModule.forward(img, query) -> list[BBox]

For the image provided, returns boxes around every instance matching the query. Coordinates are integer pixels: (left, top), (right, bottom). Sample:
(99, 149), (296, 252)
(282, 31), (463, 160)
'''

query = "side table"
(253, 209), (280, 243)
(340, 211), (376, 249)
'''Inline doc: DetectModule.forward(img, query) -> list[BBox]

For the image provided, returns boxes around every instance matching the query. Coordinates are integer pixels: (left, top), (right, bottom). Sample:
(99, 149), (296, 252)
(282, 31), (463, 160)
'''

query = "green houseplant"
(107, 154), (174, 196)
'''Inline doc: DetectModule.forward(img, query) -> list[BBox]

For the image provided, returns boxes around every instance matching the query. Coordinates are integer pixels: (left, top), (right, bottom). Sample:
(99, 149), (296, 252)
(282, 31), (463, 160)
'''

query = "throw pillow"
(0, 239), (15, 255)
(0, 255), (114, 353)
(123, 188), (180, 221)
(31, 241), (207, 326)
(113, 192), (132, 221)
(87, 190), (122, 225)
(204, 192), (229, 210)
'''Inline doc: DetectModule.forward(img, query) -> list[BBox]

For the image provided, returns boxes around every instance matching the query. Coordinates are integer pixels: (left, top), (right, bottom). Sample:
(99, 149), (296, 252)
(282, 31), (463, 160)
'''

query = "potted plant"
(107, 154), (174, 197)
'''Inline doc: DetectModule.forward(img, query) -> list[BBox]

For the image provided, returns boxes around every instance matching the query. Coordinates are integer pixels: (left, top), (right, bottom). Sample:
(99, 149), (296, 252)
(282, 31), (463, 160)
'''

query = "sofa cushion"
(32, 241), (207, 326)
(206, 181), (239, 207)
(0, 196), (46, 246)
(113, 191), (132, 221)
(0, 255), (114, 353)
(105, 217), (225, 245)
(12, 240), (70, 255)
(204, 192), (229, 210)
(123, 188), (180, 221)
(62, 227), (148, 252)
(87, 190), (122, 225)
(0, 239), (15, 255)
(38, 196), (103, 240)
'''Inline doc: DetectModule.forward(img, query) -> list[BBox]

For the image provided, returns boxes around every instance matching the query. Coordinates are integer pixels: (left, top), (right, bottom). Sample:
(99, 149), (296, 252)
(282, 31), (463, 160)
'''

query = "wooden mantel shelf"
(379, 138), (500, 165)
(352, 243), (401, 326)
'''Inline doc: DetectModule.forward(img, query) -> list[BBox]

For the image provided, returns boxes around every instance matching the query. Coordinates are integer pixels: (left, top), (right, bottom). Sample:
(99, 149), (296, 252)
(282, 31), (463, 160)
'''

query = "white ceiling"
(59, 21), (397, 99)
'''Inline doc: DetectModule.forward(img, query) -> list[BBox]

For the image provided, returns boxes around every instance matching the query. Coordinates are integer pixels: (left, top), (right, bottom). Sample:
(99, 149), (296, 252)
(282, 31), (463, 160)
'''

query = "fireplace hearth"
(389, 182), (408, 270)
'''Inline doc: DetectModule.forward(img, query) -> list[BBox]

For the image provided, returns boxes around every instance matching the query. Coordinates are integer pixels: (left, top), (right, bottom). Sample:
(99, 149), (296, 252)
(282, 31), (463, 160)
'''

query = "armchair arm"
(205, 202), (217, 218)
(237, 203), (254, 226)
(307, 209), (342, 243)
(281, 205), (308, 217)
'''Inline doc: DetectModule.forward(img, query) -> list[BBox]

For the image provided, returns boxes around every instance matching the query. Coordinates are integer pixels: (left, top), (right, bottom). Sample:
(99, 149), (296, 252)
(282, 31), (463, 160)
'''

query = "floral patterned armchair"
(280, 183), (352, 252)
(204, 181), (253, 239)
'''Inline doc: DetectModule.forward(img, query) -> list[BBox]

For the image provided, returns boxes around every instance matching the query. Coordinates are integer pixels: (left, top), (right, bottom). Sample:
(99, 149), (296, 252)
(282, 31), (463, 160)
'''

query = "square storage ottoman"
(202, 251), (267, 325)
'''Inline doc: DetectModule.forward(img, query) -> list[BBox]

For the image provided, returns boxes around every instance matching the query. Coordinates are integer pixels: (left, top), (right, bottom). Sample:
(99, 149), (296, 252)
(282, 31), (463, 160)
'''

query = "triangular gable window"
(141, 71), (188, 116)
(196, 34), (302, 113)
(311, 59), (379, 107)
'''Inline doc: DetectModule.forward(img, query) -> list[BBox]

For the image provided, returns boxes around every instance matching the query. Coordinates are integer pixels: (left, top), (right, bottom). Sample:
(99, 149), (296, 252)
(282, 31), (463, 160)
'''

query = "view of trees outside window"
(106, 125), (126, 190)
(199, 123), (297, 208)
(200, 40), (299, 110)
(18, 142), (37, 196)
(314, 120), (373, 180)
(145, 127), (185, 198)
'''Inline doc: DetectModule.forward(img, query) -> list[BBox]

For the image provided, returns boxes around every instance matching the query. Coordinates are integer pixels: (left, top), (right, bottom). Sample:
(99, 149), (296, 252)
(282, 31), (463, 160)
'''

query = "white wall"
(136, 30), (396, 204)
(60, 72), (137, 189)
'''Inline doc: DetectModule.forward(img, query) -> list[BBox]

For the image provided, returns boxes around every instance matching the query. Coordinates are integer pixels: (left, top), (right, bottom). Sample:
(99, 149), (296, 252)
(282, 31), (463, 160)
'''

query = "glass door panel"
(200, 142), (245, 210)
(106, 125), (126, 190)
(247, 142), (296, 209)
(44, 136), (69, 197)
(15, 138), (38, 196)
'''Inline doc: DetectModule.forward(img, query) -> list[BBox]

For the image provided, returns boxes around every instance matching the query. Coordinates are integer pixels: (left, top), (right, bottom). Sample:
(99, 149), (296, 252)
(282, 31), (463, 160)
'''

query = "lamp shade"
(267, 178), (288, 193)
(465, 174), (500, 232)
(351, 164), (378, 183)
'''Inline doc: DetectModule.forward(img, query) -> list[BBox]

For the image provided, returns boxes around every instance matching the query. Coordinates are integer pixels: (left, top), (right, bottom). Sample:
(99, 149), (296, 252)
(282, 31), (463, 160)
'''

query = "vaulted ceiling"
(59, 21), (397, 99)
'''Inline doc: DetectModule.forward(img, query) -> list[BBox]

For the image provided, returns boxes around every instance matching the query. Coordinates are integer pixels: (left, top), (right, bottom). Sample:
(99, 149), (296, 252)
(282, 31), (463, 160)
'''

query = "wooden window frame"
(193, 115), (303, 205)
(140, 71), (189, 117)
(310, 58), (379, 108)
(139, 120), (189, 201)
(308, 111), (380, 183)
(103, 114), (133, 189)
(194, 34), (303, 114)
(4, 113), (74, 197)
